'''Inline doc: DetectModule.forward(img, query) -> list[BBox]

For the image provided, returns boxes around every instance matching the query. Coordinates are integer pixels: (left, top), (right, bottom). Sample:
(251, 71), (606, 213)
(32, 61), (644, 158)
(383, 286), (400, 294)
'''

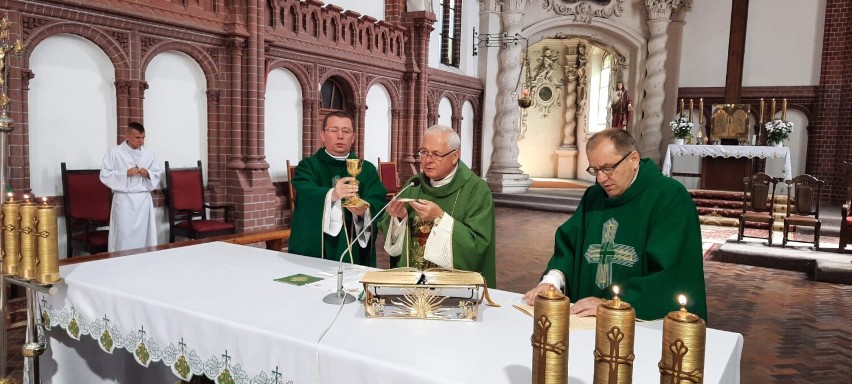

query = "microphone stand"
(322, 178), (421, 304)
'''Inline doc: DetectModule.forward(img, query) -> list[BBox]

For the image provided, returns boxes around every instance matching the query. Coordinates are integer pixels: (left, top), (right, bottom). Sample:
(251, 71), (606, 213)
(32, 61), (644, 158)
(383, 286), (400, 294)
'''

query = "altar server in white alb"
(100, 122), (162, 252)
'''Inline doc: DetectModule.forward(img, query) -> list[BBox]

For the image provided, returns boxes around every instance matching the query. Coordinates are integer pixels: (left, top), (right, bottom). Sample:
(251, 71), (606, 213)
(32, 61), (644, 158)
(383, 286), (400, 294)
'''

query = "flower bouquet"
(669, 114), (694, 141)
(764, 119), (793, 146)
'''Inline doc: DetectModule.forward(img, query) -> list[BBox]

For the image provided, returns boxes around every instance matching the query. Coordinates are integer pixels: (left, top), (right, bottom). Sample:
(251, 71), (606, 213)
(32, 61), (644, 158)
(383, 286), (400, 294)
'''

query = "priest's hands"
(387, 199), (408, 220)
(127, 166), (149, 178)
(346, 204), (368, 217)
(409, 199), (443, 222)
(331, 177), (358, 201)
(522, 283), (555, 305)
(570, 297), (603, 317)
(138, 167), (150, 179)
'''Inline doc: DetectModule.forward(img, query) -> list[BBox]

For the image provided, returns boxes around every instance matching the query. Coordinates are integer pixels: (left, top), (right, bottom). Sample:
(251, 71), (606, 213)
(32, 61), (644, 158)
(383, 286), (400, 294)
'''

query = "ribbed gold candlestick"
(531, 286), (569, 384)
(1, 194), (20, 275)
(593, 285), (635, 384)
(659, 295), (706, 384)
(36, 198), (60, 284)
(18, 196), (37, 280)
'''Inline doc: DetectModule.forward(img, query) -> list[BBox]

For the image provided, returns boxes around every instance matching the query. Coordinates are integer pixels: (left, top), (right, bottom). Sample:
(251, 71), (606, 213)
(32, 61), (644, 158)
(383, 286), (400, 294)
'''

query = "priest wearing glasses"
(383, 124), (496, 288)
(288, 110), (387, 267)
(523, 129), (706, 320)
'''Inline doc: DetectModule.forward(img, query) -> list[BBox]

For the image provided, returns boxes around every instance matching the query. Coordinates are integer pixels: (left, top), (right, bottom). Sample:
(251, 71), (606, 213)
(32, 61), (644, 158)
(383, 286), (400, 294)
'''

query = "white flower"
(764, 119), (794, 144)
(669, 114), (694, 139)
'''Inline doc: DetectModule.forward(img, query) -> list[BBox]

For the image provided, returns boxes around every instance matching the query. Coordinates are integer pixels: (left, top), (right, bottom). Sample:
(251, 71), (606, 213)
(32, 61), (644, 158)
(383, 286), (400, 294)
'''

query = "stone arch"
(23, 23), (130, 77)
(319, 69), (361, 102)
(364, 77), (400, 108)
(141, 41), (220, 86)
(438, 91), (461, 125)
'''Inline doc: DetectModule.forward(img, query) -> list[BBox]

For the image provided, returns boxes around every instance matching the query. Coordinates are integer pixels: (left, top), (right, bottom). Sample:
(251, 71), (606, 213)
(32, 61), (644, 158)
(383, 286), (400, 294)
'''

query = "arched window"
(589, 52), (612, 133)
(321, 79), (345, 110)
(440, 0), (462, 67)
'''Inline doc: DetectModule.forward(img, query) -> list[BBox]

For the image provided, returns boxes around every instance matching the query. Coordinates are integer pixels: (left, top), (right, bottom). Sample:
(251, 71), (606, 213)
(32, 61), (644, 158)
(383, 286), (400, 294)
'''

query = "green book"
(275, 274), (323, 286)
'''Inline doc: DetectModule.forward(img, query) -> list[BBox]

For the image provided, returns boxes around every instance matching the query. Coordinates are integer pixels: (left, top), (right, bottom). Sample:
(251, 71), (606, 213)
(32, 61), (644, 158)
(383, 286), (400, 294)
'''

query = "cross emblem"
(530, 315), (567, 384)
(272, 366), (282, 384)
(658, 339), (703, 383)
(593, 327), (635, 384)
(584, 218), (638, 289)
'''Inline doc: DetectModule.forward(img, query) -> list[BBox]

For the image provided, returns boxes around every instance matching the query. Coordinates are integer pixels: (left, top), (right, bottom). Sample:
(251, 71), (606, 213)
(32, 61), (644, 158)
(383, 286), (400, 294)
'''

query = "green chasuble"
(388, 162), (497, 288)
(288, 148), (387, 267)
(545, 159), (707, 320)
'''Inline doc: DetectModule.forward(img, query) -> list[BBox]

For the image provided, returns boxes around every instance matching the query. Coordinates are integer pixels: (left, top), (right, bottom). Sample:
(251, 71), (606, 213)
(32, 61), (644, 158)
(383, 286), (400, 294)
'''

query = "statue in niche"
(576, 43), (589, 108)
(610, 81), (632, 129)
(532, 47), (560, 83)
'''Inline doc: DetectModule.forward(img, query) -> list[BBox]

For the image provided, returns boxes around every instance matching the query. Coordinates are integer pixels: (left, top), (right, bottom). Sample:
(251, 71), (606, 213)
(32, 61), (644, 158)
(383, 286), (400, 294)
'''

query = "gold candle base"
(36, 204), (60, 284)
(659, 309), (706, 383)
(594, 296), (635, 384)
(19, 200), (38, 280)
(1, 200), (20, 276)
(531, 287), (569, 384)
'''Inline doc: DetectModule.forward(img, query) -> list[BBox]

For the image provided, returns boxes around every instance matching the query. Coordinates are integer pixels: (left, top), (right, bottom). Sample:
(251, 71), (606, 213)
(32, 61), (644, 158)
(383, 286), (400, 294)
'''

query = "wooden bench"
(59, 227), (291, 266)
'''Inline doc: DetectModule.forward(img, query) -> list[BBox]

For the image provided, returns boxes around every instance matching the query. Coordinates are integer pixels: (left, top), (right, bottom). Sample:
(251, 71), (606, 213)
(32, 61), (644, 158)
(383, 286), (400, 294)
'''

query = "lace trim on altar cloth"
(40, 298), (295, 384)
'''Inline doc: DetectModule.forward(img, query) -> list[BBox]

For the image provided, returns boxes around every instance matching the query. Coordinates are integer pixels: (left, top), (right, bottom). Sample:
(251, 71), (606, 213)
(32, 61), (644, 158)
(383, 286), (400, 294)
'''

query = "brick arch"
(141, 41), (220, 85)
(319, 69), (361, 101)
(23, 23), (130, 77)
(364, 77), (400, 108)
(266, 60), (311, 97)
(461, 95), (481, 120)
(439, 91), (461, 122)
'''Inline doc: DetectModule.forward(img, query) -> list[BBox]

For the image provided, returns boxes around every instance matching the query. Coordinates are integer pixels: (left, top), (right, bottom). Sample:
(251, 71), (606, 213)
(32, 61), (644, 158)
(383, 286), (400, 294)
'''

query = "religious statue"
(610, 81), (632, 129)
(532, 47), (560, 83)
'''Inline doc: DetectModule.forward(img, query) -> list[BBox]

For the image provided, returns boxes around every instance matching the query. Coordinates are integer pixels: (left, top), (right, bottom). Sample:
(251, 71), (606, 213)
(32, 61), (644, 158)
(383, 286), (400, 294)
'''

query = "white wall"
(364, 84), (392, 164)
(144, 51), (208, 175)
(460, 101), (474, 167)
(438, 97), (453, 127)
(742, 0), (826, 86)
(143, 50), (208, 244)
(681, 0), (825, 87)
(321, 0), (385, 20)
(264, 68), (303, 182)
(29, 34), (116, 196)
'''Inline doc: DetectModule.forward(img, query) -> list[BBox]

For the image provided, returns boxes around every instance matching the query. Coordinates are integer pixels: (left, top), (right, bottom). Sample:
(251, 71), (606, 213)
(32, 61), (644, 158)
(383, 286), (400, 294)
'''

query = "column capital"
(670, 0), (692, 22)
(645, 0), (682, 21)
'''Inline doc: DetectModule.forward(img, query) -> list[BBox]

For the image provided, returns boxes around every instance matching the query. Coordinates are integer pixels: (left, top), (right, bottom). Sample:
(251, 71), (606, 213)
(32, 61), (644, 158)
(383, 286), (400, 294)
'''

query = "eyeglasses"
(417, 148), (457, 161)
(324, 127), (354, 135)
(586, 151), (634, 177)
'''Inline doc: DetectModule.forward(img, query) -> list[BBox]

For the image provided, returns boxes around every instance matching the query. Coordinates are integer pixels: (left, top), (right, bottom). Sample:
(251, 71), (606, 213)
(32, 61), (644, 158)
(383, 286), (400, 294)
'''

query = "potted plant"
(765, 119), (793, 147)
(669, 114), (693, 145)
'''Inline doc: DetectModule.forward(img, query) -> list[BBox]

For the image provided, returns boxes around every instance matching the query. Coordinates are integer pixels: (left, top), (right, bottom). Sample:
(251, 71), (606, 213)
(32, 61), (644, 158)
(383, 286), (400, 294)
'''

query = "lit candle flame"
(678, 294), (687, 310)
(23, 194), (29, 201)
(612, 285), (620, 296)
(41, 197), (48, 206)
(521, 88), (530, 97)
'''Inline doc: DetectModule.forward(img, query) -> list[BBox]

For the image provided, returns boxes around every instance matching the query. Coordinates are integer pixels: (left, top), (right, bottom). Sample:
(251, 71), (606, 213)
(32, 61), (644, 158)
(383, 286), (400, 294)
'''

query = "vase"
(772, 142), (783, 147)
(675, 138), (685, 145)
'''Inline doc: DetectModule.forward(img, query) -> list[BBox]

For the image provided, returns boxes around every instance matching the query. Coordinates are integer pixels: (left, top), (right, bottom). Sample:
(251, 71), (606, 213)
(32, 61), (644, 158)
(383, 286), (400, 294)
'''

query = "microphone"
(322, 177), (422, 304)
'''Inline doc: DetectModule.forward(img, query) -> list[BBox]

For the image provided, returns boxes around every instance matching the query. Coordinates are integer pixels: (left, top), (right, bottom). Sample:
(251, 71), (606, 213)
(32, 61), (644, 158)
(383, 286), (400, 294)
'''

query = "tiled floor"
(4, 206), (850, 383)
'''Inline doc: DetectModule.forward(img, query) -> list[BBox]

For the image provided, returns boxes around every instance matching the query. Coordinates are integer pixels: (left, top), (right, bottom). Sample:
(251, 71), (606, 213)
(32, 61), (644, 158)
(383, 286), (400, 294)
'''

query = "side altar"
(662, 144), (792, 190)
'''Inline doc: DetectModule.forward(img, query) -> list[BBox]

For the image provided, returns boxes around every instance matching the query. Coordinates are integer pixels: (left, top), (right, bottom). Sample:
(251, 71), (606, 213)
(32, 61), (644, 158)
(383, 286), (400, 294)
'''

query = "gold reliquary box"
(360, 268), (490, 321)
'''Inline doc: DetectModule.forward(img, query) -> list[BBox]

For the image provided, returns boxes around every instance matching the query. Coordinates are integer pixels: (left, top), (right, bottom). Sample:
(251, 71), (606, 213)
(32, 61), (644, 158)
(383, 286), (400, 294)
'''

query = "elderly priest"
(383, 124), (496, 288)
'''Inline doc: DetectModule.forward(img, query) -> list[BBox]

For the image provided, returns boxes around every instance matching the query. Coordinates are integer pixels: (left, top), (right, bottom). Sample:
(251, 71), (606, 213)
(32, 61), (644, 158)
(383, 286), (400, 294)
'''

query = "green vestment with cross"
(544, 159), (707, 320)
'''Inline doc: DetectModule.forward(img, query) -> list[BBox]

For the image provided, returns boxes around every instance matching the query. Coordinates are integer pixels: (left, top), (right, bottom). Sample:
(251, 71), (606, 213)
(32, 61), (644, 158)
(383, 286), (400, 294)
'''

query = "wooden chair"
(782, 174), (824, 249)
(737, 172), (778, 245)
(841, 161), (852, 252)
(61, 163), (112, 256)
(377, 157), (400, 199)
(165, 160), (235, 242)
(286, 160), (297, 211)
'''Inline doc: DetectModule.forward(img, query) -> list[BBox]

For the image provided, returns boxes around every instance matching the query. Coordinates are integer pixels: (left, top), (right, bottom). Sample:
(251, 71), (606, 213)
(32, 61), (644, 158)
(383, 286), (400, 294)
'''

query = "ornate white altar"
(662, 144), (793, 182)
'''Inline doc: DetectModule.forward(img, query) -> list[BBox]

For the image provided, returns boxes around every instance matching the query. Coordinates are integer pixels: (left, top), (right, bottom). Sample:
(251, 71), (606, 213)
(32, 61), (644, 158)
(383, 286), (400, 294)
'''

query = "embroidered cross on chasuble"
(584, 218), (638, 289)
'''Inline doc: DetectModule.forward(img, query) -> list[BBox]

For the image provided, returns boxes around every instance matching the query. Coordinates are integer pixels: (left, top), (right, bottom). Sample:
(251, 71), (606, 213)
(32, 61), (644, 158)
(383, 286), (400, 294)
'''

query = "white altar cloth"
(662, 144), (792, 180)
(41, 242), (743, 383)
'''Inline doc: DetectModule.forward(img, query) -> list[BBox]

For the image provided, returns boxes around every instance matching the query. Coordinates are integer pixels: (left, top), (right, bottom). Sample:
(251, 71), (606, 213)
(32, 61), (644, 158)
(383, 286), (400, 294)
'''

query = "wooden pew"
(59, 227), (291, 266)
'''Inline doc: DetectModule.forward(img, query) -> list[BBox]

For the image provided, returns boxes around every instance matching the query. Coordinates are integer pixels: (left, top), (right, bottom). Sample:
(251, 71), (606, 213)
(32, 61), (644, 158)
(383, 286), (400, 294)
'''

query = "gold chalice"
(342, 159), (367, 208)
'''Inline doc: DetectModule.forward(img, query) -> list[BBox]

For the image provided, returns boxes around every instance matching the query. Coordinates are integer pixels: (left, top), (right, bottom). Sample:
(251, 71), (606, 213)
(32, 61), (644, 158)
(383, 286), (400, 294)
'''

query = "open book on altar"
(512, 303), (597, 331)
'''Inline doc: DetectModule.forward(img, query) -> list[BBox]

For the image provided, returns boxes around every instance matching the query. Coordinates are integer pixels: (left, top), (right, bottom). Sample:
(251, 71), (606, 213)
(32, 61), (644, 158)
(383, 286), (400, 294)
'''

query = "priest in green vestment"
(523, 129), (707, 320)
(383, 125), (497, 288)
(288, 111), (387, 267)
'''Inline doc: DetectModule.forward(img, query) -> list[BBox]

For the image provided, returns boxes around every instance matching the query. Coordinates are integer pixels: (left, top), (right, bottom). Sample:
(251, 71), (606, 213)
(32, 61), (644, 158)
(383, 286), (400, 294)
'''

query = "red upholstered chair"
(377, 158), (400, 199)
(286, 160), (297, 211)
(165, 160), (235, 242)
(782, 174), (824, 249)
(737, 172), (779, 245)
(841, 161), (852, 252)
(61, 162), (112, 257)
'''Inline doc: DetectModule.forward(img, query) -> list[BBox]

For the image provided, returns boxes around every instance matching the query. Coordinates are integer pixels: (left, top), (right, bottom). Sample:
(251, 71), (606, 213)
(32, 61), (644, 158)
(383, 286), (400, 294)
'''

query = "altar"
(38, 242), (743, 383)
(662, 144), (792, 190)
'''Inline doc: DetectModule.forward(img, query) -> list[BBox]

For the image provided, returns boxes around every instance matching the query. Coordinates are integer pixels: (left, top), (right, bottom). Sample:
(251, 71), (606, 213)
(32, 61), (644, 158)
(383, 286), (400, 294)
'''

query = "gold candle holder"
(36, 197), (60, 284)
(2, 192), (20, 275)
(593, 286), (635, 384)
(18, 195), (37, 280)
(531, 286), (569, 384)
(659, 295), (706, 383)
